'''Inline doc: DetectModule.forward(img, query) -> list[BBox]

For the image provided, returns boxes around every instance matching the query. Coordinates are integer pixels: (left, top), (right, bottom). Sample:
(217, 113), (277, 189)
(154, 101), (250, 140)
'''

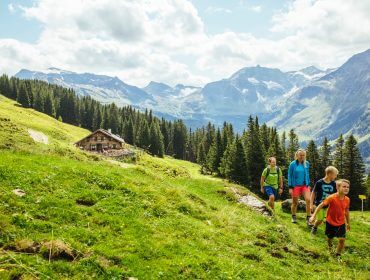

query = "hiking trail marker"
(359, 195), (366, 212)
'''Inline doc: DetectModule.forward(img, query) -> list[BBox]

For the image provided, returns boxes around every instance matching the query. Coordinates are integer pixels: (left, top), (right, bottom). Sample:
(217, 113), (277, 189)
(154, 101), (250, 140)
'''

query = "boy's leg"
(303, 188), (311, 215)
(314, 220), (323, 227)
(335, 224), (346, 256)
(303, 189), (312, 227)
(327, 238), (334, 251)
(313, 208), (325, 228)
(311, 219), (323, 234)
(336, 238), (345, 255)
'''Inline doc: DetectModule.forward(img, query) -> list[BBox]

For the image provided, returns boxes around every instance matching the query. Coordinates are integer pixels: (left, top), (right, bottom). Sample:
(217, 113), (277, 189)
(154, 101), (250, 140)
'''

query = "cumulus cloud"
(205, 6), (232, 14)
(250, 6), (262, 13)
(0, 0), (369, 87)
(8, 4), (15, 14)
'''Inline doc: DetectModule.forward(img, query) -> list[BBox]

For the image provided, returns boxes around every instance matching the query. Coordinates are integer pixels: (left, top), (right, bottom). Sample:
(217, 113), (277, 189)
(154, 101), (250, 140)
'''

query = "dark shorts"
(325, 222), (346, 239)
(264, 186), (278, 198)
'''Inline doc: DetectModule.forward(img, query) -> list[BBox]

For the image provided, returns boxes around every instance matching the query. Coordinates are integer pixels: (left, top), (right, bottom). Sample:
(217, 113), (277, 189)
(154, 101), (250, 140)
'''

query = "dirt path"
(27, 129), (49, 144)
(230, 187), (271, 216)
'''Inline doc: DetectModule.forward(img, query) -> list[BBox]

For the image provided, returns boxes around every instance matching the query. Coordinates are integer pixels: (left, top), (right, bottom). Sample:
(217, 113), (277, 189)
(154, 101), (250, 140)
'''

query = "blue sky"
(191, 0), (284, 37)
(0, 0), (369, 86)
(0, 0), (41, 43)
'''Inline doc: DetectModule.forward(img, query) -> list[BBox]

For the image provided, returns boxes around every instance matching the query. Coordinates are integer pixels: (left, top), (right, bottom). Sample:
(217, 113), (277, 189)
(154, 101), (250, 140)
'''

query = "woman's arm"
(288, 162), (294, 188)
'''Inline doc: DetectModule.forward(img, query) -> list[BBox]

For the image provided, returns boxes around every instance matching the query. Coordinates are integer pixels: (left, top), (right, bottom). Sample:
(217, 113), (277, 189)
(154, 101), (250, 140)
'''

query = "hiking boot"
(334, 253), (343, 262)
(291, 215), (297, 223)
(311, 227), (318, 235)
(306, 216), (313, 228)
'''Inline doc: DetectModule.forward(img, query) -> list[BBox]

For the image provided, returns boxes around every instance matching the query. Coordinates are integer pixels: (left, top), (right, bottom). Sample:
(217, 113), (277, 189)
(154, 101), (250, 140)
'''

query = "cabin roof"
(75, 129), (125, 145)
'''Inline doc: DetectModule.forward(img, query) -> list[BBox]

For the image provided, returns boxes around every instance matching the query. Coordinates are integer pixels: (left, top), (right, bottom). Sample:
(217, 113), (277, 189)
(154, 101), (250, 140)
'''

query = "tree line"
(0, 74), (367, 209)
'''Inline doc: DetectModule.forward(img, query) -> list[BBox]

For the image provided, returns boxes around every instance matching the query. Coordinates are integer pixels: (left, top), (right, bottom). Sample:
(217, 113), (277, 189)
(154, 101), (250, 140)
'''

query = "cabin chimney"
(108, 129), (112, 133)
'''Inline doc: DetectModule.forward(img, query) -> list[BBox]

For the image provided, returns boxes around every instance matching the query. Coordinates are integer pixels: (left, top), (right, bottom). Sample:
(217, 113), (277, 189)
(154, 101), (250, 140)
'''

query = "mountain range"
(15, 49), (370, 167)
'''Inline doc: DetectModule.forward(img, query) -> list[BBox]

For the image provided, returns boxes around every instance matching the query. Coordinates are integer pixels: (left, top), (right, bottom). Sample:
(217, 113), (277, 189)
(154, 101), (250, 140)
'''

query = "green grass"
(0, 95), (369, 279)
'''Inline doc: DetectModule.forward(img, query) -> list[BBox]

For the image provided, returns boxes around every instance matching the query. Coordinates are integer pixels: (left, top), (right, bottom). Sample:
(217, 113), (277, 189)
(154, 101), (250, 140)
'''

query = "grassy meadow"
(0, 95), (369, 279)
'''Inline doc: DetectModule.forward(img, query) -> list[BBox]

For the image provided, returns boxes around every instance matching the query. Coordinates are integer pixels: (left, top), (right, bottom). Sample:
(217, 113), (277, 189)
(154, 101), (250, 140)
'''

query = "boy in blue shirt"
(310, 166), (338, 234)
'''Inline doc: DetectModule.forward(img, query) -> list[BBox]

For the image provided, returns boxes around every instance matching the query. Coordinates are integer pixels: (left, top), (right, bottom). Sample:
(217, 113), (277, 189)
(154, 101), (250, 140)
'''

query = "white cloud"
(0, 0), (369, 88)
(8, 4), (15, 14)
(250, 5), (262, 13)
(205, 6), (232, 14)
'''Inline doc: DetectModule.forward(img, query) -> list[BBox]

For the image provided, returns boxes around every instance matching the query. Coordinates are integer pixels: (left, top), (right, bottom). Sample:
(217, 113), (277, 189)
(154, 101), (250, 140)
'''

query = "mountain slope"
(14, 50), (370, 167)
(16, 68), (155, 107)
(0, 94), (369, 279)
(268, 49), (370, 159)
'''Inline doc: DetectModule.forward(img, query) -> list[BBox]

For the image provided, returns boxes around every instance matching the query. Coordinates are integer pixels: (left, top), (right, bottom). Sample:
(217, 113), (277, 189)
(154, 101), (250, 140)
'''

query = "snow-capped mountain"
(268, 49), (370, 165)
(16, 68), (155, 107)
(14, 49), (370, 167)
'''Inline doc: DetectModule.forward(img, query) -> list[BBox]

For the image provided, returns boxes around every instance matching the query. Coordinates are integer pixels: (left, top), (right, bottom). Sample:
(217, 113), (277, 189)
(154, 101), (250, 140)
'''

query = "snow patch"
(248, 77), (259, 84)
(178, 87), (199, 98)
(263, 81), (283, 90)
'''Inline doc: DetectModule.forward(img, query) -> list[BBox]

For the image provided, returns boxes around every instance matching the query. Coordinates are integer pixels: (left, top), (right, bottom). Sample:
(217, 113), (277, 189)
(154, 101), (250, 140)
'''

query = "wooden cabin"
(75, 129), (125, 152)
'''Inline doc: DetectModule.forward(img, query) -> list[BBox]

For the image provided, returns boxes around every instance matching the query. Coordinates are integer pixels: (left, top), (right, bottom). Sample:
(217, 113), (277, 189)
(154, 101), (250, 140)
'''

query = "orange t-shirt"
(323, 193), (350, 226)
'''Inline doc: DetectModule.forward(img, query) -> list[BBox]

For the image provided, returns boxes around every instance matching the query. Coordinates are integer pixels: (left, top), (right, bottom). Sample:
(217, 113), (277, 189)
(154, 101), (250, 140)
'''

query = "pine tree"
(206, 129), (223, 174)
(219, 137), (248, 184)
(124, 117), (135, 145)
(44, 93), (55, 117)
(17, 83), (30, 108)
(109, 103), (120, 134)
(93, 106), (102, 131)
(287, 129), (299, 161)
(197, 141), (207, 174)
(342, 135), (367, 209)
(260, 123), (270, 155)
(204, 122), (215, 155)
(173, 120), (187, 159)
(186, 129), (197, 162)
(281, 131), (287, 158)
(306, 140), (321, 185)
(231, 137), (249, 184)
(245, 116), (265, 189)
(320, 137), (331, 175)
(148, 120), (164, 157)
(137, 119), (151, 150)
(333, 134), (345, 177)
(0, 74), (11, 98)
(101, 107), (110, 130)
(33, 91), (44, 112)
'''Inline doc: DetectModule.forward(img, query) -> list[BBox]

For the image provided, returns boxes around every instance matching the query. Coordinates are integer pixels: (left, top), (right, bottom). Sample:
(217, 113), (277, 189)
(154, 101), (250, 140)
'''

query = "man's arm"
(260, 176), (265, 193)
(279, 170), (283, 195)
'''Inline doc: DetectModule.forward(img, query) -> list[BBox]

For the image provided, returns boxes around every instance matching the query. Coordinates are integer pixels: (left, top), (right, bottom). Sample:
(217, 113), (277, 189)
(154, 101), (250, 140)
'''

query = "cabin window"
(113, 144), (116, 149)
(91, 145), (96, 151)
(102, 136), (105, 141)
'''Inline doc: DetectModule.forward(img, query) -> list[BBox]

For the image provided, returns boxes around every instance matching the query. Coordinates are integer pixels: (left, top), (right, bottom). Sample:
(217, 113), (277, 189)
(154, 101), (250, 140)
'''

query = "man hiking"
(260, 157), (283, 210)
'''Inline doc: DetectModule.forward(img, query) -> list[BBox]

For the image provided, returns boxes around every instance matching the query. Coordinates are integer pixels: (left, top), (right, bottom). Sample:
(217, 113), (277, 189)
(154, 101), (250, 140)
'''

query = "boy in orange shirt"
(310, 179), (350, 257)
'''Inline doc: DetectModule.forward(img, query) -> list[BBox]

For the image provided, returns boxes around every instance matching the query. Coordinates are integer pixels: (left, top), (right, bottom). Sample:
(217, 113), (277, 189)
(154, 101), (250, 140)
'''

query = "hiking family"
(260, 149), (351, 257)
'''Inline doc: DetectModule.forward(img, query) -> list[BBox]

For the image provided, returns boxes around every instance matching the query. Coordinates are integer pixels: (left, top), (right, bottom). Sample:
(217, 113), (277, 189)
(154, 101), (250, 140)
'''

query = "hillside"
(15, 49), (370, 169)
(0, 95), (369, 279)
